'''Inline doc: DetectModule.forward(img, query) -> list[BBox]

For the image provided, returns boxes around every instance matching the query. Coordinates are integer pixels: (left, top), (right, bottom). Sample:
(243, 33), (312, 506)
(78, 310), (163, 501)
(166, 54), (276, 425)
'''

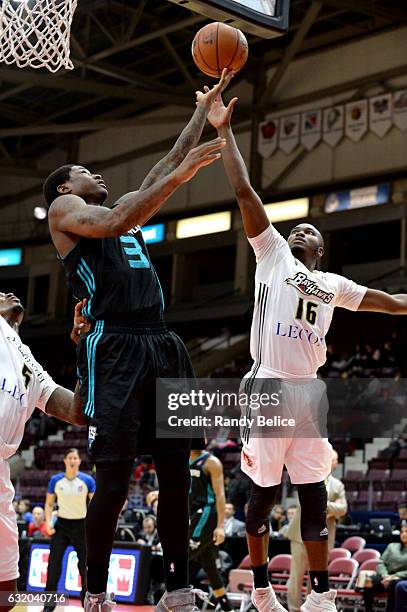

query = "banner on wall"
(324, 183), (390, 214)
(369, 94), (392, 138)
(258, 117), (279, 158)
(393, 90), (407, 132)
(322, 105), (344, 147)
(262, 90), (404, 157)
(300, 109), (322, 151)
(345, 99), (368, 142)
(279, 114), (300, 154)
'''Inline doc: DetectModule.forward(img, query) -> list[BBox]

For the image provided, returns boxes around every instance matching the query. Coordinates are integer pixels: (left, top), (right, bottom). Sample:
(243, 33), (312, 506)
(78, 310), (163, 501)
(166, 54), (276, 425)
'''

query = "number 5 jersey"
(0, 315), (57, 459)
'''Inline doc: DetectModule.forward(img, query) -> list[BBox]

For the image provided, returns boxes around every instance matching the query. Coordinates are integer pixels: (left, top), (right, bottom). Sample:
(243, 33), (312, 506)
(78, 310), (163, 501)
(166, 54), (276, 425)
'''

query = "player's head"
(0, 291), (24, 329)
(64, 447), (81, 472)
(287, 223), (324, 265)
(43, 164), (108, 207)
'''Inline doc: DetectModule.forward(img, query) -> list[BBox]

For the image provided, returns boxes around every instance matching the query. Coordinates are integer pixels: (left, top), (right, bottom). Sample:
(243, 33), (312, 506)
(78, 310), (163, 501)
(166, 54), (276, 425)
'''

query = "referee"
(43, 448), (95, 610)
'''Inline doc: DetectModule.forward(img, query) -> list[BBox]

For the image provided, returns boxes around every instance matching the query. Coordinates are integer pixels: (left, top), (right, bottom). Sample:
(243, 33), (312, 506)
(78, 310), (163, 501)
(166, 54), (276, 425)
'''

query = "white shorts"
(240, 376), (332, 487)
(0, 459), (19, 581)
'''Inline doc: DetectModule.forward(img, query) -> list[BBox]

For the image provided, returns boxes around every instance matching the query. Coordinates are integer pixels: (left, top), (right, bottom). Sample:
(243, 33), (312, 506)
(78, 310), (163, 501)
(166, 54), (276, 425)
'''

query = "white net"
(0, 0), (78, 73)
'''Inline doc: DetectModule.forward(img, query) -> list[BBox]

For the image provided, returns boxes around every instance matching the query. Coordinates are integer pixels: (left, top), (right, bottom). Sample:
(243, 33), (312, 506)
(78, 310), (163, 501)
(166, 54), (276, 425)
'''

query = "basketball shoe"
(84, 591), (115, 612)
(251, 584), (288, 612)
(156, 586), (211, 611)
(300, 589), (337, 611)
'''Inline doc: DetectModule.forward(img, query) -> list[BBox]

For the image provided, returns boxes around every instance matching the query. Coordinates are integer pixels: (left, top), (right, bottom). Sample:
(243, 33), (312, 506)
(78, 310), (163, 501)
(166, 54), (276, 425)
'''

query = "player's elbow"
(388, 297), (404, 314)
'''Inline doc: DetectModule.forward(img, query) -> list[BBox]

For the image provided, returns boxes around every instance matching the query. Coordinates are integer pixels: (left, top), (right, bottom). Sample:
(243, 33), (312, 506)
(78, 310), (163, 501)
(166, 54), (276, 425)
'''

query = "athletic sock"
(87, 561), (110, 594)
(163, 552), (189, 592)
(252, 563), (269, 589)
(216, 595), (232, 611)
(309, 571), (329, 593)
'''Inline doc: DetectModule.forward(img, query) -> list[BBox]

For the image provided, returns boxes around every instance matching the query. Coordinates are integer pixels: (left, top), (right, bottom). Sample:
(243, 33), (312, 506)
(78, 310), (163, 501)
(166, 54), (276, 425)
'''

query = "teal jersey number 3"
(120, 234), (150, 269)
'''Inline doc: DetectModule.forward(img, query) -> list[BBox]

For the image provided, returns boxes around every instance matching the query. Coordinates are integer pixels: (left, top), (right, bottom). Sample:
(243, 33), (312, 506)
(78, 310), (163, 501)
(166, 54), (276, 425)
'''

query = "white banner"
(369, 94), (392, 138)
(322, 105), (344, 147)
(279, 114), (300, 154)
(300, 109), (322, 151)
(345, 100), (368, 142)
(258, 117), (279, 158)
(393, 90), (407, 132)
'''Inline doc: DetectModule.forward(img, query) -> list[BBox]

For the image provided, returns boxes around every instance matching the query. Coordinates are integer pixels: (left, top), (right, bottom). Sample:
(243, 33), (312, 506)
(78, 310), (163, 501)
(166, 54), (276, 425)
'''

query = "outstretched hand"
(207, 92), (238, 130)
(196, 68), (234, 109)
(175, 136), (226, 183)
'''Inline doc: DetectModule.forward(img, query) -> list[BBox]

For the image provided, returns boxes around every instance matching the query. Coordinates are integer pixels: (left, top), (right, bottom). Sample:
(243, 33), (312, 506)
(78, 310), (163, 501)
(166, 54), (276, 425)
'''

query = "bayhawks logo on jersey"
(285, 272), (334, 304)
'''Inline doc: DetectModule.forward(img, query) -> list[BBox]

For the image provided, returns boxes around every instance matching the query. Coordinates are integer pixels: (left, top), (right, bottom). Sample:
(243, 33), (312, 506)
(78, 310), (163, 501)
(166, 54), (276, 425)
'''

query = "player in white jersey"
(206, 94), (407, 612)
(0, 292), (86, 610)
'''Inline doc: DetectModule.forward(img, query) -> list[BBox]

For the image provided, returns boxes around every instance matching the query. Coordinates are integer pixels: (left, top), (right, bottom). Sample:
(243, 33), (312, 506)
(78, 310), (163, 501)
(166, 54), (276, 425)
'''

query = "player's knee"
(298, 481), (328, 541)
(246, 483), (277, 537)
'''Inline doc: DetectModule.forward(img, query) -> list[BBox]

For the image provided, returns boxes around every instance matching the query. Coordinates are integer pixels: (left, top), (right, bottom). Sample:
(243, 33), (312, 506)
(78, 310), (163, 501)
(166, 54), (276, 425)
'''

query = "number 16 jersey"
(247, 224), (367, 379)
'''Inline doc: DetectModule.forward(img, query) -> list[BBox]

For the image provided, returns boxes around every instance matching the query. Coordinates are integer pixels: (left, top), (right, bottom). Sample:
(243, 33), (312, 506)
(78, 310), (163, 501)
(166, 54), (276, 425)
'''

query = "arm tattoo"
(139, 103), (208, 191)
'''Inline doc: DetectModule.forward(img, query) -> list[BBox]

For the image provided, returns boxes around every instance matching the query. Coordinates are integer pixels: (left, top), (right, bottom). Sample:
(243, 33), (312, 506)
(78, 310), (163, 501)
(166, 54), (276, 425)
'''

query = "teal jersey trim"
(192, 504), (212, 539)
(77, 258), (96, 320)
(84, 320), (104, 418)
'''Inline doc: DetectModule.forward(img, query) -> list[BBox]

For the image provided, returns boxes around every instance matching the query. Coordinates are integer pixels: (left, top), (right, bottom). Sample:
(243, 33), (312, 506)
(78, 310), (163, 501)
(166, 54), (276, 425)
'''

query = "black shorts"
(77, 320), (195, 463)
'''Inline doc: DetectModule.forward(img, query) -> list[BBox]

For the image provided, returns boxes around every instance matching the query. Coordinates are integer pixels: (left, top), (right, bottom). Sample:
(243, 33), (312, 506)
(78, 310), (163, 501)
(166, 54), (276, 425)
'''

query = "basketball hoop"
(0, 0), (78, 73)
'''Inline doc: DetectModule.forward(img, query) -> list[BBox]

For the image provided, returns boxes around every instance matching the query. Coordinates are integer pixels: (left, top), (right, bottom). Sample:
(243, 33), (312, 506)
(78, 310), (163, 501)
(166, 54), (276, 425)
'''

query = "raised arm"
(49, 137), (225, 239)
(207, 94), (269, 238)
(358, 288), (407, 314)
(139, 69), (234, 191)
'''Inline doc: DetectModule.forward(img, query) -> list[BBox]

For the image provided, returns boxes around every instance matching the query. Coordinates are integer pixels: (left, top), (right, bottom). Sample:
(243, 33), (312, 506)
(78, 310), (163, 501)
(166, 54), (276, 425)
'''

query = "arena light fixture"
(33, 206), (47, 220)
(176, 211), (231, 239)
(264, 198), (309, 223)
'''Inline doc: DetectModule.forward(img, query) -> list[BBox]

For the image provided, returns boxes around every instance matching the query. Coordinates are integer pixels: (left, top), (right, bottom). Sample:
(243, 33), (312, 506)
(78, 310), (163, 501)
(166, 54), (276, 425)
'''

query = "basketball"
(192, 22), (249, 78)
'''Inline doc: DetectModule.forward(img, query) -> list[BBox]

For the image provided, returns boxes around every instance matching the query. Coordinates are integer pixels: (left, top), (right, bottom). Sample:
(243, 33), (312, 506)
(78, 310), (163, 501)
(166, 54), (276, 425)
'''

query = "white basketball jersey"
(0, 316), (57, 459)
(247, 224), (367, 378)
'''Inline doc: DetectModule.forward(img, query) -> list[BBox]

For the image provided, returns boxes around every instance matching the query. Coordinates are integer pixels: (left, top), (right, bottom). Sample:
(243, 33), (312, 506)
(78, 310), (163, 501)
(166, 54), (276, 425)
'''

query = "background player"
(206, 92), (407, 612)
(0, 293), (86, 611)
(43, 71), (233, 612)
(43, 448), (95, 611)
(189, 448), (230, 611)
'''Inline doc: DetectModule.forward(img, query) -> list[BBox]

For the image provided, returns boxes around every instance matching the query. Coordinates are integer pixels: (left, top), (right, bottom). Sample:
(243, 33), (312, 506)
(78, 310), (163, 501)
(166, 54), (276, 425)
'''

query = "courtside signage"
(27, 543), (140, 603)
(141, 223), (165, 244)
(324, 184), (390, 213)
(0, 248), (22, 266)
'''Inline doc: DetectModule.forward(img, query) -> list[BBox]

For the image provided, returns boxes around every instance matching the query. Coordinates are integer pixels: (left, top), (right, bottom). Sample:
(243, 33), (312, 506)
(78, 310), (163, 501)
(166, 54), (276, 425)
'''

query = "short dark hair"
(43, 164), (74, 207)
(64, 447), (80, 459)
(399, 503), (407, 510)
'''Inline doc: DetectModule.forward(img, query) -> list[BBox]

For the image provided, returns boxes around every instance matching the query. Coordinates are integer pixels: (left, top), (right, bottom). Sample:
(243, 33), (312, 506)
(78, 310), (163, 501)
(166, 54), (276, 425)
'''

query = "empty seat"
(268, 555), (291, 584)
(375, 491), (400, 511)
(328, 558), (359, 589)
(341, 536), (366, 553)
(329, 548), (351, 563)
(353, 549), (380, 564)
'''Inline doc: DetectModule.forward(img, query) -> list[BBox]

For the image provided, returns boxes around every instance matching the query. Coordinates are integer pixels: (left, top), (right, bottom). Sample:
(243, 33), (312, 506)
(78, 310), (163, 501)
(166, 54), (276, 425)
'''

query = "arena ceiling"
(0, 0), (407, 208)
